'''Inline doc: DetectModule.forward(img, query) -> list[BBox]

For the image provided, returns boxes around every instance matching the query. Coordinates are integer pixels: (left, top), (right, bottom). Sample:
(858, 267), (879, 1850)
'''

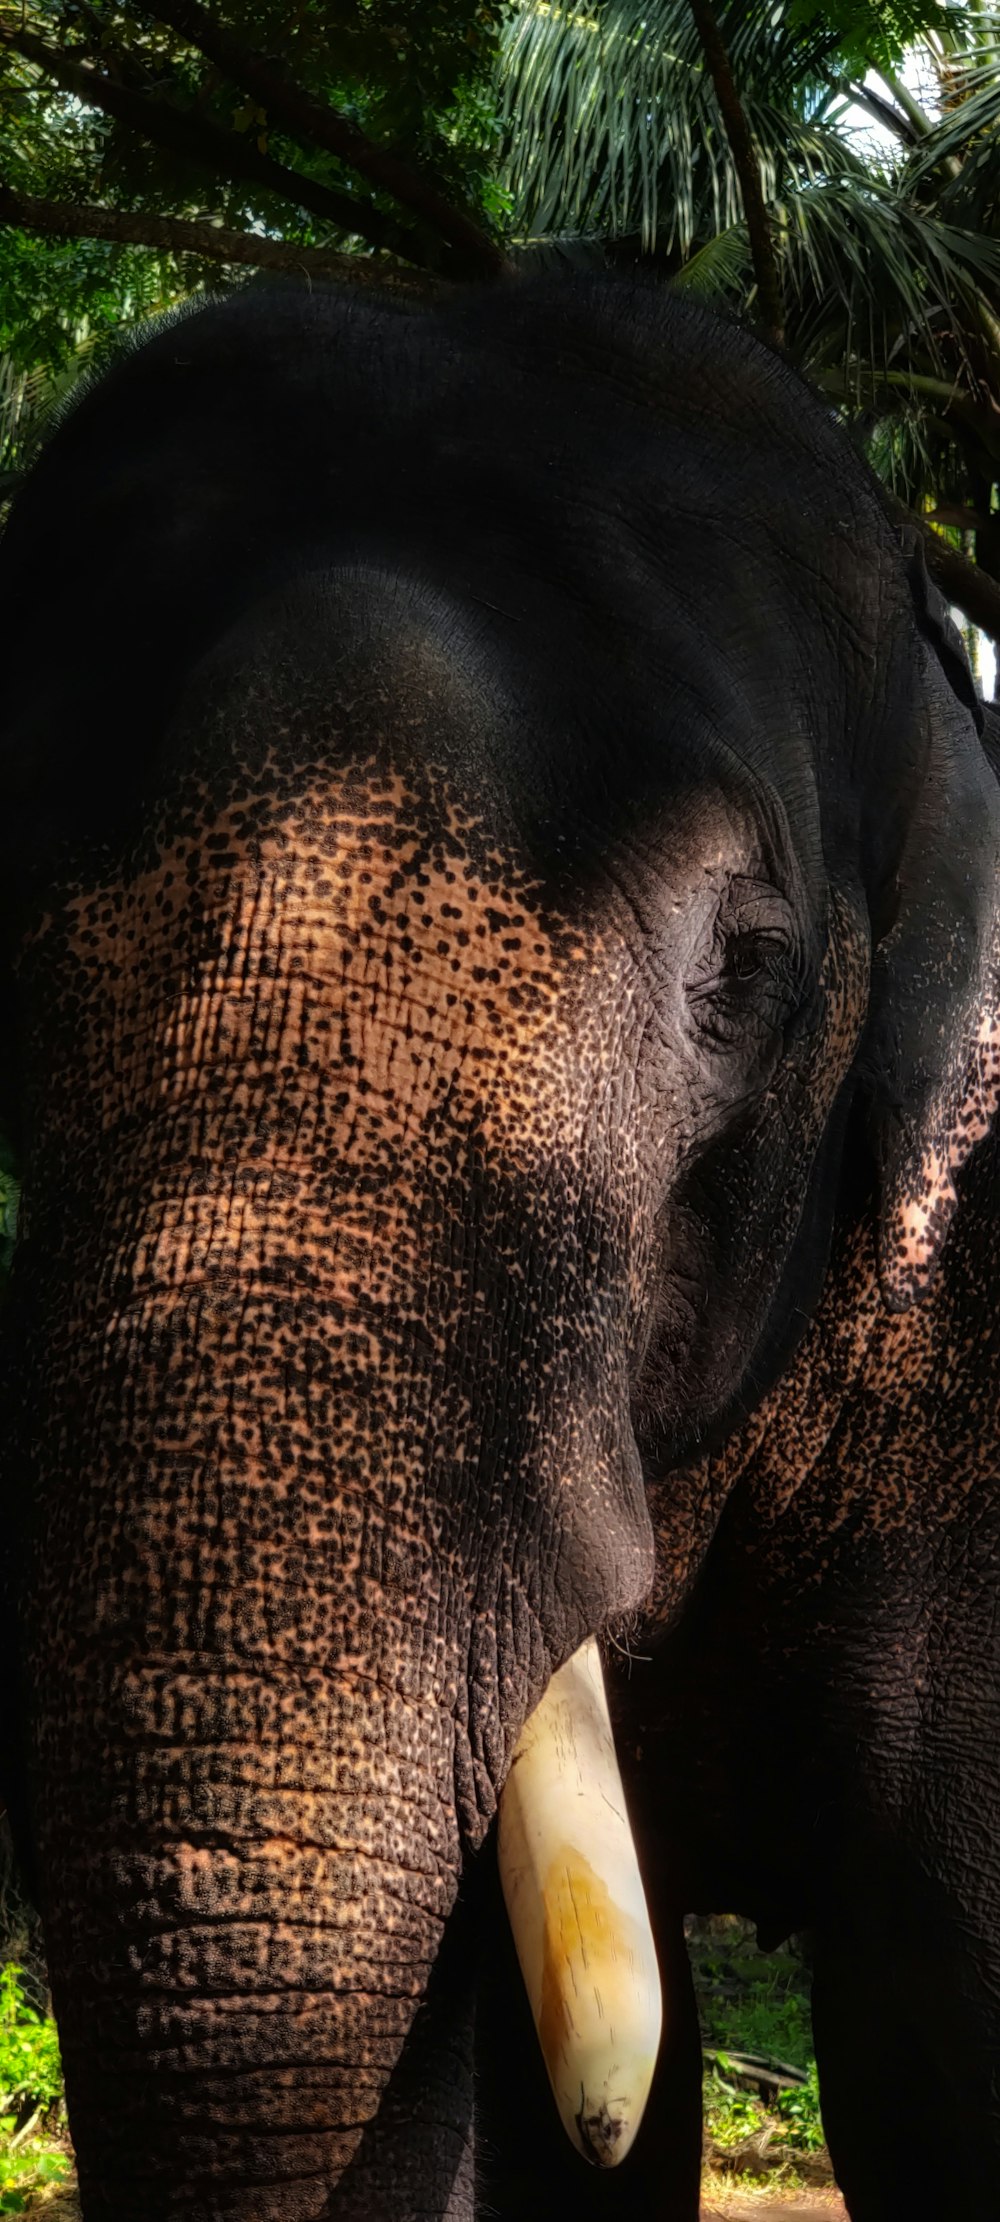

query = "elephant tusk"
(497, 1635), (663, 2168)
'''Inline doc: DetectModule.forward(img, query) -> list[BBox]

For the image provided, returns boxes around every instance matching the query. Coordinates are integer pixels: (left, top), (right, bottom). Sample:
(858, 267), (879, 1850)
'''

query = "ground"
(706, 2200), (847, 2220)
(18, 2184), (853, 2218)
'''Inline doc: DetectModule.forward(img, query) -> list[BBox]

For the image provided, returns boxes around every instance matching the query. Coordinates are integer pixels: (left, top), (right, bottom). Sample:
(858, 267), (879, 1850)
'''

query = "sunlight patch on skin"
(49, 764), (656, 1311)
(882, 994), (1000, 1310)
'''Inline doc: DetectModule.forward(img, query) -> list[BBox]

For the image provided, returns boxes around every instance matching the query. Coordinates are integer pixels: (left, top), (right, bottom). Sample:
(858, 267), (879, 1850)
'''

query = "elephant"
(0, 269), (998, 2222)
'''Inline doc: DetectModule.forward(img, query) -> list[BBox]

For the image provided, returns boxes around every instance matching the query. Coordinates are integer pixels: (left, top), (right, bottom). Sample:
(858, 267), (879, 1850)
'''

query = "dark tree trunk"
(687, 0), (785, 349)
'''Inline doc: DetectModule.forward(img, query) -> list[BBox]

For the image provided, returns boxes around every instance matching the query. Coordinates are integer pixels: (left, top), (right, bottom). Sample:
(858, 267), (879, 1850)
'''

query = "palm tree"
(495, 0), (1000, 651)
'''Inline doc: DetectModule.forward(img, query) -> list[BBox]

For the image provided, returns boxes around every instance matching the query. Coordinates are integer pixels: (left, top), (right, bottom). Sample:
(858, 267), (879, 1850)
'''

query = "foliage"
(0, 2139), (68, 2216)
(0, 1967), (63, 2121)
(1, 0), (505, 238)
(0, 1967), (68, 2214)
(497, 2), (1000, 344)
(703, 2063), (769, 2149)
(692, 1918), (828, 2171)
(0, 0), (507, 477)
(776, 2055), (826, 2150)
(787, 0), (954, 74)
(0, 229), (183, 475)
(703, 2054), (826, 2157)
(497, 0), (845, 253)
(707, 1963), (813, 2068)
(497, 0), (1000, 646)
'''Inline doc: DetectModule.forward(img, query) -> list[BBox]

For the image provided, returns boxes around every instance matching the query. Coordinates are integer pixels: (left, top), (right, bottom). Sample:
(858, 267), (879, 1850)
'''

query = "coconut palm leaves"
(906, 41), (1000, 225)
(498, 0), (848, 251)
(497, 1), (1000, 634)
(496, 2), (1000, 392)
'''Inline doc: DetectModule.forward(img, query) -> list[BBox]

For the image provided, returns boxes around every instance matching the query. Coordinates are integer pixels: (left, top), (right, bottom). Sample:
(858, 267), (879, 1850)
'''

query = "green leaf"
(672, 221), (751, 298)
(787, 0), (950, 75)
(497, 0), (859, 253)
(0, 1969), (64, 2112)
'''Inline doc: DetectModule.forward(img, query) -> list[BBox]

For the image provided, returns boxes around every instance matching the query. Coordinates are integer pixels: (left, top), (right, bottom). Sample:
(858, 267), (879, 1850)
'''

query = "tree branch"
(872, 62), (934, 139)
(885, 490), (1000, 647)
(920, 523), (1000, 648)
(927, 503), (990, 532)
(814, 365), (1000, 469)
(0, 179), (430, 286)
(141, 0), (509, 278)
(841, 79), (920, 147)
(687, 0), (784, 348)
(0, 24), (415, 264)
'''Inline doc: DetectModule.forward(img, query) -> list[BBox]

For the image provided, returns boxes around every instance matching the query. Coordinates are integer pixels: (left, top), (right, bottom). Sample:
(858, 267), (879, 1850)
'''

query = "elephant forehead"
(55, 768), (646, 1169)
(229, 782), (615, 1136)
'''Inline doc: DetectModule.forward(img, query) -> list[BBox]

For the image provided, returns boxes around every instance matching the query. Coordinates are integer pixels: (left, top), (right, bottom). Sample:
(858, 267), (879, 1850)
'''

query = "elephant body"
(631, 1119), (1000, 2217)
(0, 274), (998, 2219)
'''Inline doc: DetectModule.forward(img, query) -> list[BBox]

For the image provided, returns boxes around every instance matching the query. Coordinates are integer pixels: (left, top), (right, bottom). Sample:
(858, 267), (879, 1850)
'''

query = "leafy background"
(2, 1), (999, 2208)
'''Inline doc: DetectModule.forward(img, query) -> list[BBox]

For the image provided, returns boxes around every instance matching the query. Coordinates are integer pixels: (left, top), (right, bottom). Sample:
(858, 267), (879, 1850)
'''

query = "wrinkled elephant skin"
(0, 277), (998, 2221)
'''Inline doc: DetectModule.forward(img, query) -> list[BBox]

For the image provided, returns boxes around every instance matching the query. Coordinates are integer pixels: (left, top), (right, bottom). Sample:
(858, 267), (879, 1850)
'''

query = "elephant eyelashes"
(687, 912), (797, 1050)
(730, 929), (799, 1002)
(727, 936), (769, 981)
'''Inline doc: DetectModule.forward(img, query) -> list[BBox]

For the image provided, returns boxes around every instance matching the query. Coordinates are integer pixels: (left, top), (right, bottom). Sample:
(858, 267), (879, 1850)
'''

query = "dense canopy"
(1, 1), (999, 642)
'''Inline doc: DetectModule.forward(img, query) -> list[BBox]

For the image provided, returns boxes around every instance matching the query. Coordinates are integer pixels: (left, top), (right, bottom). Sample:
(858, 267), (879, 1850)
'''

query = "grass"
(689, 1916), (829, 2184)
(0, 1917), (827, 2210)
(0, 1968), (71, 2215)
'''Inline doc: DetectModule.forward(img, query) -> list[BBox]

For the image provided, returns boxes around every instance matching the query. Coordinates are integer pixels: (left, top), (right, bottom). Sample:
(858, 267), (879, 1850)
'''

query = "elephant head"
(1, 275), (998, 2220)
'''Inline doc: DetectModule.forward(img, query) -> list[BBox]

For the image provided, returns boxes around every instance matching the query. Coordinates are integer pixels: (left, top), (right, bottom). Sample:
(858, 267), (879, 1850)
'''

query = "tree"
(2, 1), (1000, 644)
(0, 0), (509, 478)
(497, 0), (1000, 646)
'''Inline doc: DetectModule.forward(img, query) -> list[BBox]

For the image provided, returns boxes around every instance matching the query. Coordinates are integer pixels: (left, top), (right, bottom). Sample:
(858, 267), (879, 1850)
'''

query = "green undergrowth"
(690, 1916), (828, 2176)
(0, 1881), (825, 2201)
(0, 1923), (829, 2210)
(0, 1967), (70, 2213)
(704, 2055), (825, 2153)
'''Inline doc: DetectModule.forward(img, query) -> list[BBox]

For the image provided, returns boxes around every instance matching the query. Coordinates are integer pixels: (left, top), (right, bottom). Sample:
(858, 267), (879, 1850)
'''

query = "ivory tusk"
(497, 1635), (663, 2167)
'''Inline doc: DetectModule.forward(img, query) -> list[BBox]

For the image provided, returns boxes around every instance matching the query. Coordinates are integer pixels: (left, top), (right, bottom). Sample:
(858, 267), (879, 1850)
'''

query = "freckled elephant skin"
(8, 749), (654, 2217)
(631, 1122), (1000, 2220)
(1, 275), (999, 2219)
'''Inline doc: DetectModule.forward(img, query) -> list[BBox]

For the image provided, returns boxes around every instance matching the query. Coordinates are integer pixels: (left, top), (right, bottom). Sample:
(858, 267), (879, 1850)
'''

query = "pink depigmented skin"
(879, 983), (1000, 1310)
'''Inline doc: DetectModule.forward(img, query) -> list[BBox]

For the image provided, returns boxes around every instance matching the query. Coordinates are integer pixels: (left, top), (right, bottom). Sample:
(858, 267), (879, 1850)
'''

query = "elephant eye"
(726, 933), (770, 983)
(713, 927), (792, 1007)
(687, 894), (798, 1049)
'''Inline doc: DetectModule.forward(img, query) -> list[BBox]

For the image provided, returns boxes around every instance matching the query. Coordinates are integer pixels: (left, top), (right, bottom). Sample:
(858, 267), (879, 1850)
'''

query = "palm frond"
(496, 0), (1000, 616)
(497, 2), (700, 249)
(671, 221), (751, 298)
(860, 399), (965, 506)
(496, 0), (851, 252)
(779, 176), (1000, 386)
(739, 98), (885, 189)
(903, 41), (1000, 224)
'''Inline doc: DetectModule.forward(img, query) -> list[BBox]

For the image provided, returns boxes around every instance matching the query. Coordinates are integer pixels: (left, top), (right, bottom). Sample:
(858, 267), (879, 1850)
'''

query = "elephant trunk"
(36, 1642), (471, 2221)
(10, 1252), (490, 2218)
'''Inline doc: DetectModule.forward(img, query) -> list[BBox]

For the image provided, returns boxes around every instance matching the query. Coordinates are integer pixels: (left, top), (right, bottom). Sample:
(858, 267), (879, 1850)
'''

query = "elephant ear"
(869, 535), (1000, 1313)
